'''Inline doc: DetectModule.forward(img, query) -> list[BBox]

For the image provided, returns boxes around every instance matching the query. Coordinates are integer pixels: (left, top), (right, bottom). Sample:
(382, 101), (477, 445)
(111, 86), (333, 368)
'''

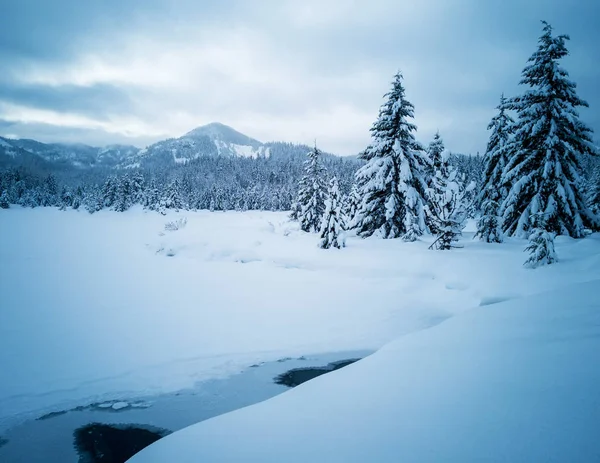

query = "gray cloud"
(1, 0), (598, 155)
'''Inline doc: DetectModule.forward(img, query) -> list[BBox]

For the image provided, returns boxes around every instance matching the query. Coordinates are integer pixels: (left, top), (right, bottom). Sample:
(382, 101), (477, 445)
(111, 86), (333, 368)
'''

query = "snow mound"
(131, 280), (600, 462)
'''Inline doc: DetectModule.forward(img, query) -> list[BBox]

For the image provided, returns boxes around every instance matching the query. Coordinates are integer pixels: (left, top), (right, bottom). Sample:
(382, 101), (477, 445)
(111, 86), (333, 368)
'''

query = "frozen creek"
(0, 351), (369, 463)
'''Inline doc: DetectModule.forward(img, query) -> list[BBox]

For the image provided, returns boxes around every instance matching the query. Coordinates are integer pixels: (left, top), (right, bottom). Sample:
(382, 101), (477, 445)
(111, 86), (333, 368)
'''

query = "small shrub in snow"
(164, 217), (187, 232)
(524, 228), (557, 268)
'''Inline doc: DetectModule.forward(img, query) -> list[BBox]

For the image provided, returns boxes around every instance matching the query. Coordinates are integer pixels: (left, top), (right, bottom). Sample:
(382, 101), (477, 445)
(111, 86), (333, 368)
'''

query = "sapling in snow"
(524, 214), (558, 268)
(428, 162), (468, 251)
(319, 177), (346, 249)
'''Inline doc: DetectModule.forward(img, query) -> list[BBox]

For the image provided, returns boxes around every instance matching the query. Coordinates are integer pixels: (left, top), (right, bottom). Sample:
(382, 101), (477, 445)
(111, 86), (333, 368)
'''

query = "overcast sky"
(1, 0), (598, 155)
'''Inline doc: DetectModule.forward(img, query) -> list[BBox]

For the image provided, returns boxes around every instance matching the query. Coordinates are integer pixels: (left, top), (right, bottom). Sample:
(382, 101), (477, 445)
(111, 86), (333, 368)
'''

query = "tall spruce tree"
(319, 177), (346, 249)
(476, 94), (514, 242)
(295, 144), (327, 233)
(501, 21), (599, 238)
(353, 72), (429, 240)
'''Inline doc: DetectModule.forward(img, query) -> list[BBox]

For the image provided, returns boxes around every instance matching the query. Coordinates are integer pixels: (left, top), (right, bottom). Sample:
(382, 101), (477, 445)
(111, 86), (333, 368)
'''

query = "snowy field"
(1, 207), (600, 459)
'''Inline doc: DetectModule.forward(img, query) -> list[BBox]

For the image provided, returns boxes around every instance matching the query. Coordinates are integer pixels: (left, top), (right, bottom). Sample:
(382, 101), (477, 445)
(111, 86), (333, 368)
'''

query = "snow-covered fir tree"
(162, 179), (184, 211)
(58, 186), (72, 211)
(353, 72), (429, 240)
(524, 213), (558, 268)
(0, 190), (9, 209)
(428, 157), (467, 250)
(426, 132), (445, 179)
(342, 183), (361, 229)
(589, 165), (600, 215)
(501, 21), (599, 238)
(425, 132), (446, 234)
(114, 176), (132, 212)
(319, 177), (346, 249)
(476, 94), (514, 243)
(295, 144), (327, 233)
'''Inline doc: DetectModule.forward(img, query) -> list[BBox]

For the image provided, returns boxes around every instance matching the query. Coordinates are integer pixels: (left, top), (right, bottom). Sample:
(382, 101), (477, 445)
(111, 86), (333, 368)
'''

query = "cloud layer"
(1, 0), (599, 155)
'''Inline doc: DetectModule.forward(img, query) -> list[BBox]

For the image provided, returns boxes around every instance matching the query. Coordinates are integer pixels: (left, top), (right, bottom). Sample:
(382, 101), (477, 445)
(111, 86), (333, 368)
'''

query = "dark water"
(274, 359), (360, 387)
(73, 423), (169, 463)
(0, 351), (369, 463)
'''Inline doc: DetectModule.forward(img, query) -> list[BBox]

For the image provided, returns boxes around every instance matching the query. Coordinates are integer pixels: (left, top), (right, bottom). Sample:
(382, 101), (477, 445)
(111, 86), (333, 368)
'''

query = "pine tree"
(353, 72), (429, 240)
(144, 179), (160, 211)
(342, 183), (361, 229)
(58, 186), (72, 211)
(425, 132), (446, 234)
(114, 175), (132, 212)
(589, 165), (600, 215)
(319, 177), (346, 249)
(163, 179), (184, 211)
(43, 174), (58, 207)
(524, 213), (558, 268)
(0, 190), (9, 209)
(102, 177), (118, 209)
(501, 21), (599, 238)
(426, 132), (445, 179)
(476, 94), (514, 242)
(295, 145), (327, 233)
(428, 164), (467, 251)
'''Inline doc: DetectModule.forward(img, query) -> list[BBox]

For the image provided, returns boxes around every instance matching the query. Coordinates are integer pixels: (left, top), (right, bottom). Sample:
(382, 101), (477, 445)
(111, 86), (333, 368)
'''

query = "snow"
(1, 207), (600, 446)
(231, 143), (259, 158)
(111, 401), (130, 410)
(131, 279), (600, 463)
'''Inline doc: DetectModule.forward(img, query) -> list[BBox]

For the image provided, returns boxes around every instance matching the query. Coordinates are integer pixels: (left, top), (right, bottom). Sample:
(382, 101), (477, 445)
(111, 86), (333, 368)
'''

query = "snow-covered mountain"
(131, 122), (270, 168)
(0, 136), (139, 170)
(0, 123), (299, 170)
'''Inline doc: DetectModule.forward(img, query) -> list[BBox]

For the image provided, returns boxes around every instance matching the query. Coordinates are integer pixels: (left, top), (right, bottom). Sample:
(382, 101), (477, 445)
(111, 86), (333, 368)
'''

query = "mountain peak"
(183, 123), (262, 147)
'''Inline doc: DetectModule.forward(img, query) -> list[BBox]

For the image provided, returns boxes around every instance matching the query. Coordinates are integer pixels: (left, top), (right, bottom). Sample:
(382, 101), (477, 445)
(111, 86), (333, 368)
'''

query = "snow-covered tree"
(501, 21), (599, 238)
(162, 179), (184, 211)
(342, 183), (361, 229)
(476, 94), (515, 242)
(102, 176), (118, 209)
(58, 186), (72, 211)
(295, 145), (327, 233)
(428, 160), (467, 250)
(144, 179), (160, 211)
(43, 174), (58, 207)
(589, 165), (600, 214)
(425, 132), (446, 234)
(0, 190), (9, 209)
(319, 177), (346, 249)
(353, 72), (429, 240)
(426, 132), (445, 180)
(524, 213), (558, 268)
(114, 176), (132, 212)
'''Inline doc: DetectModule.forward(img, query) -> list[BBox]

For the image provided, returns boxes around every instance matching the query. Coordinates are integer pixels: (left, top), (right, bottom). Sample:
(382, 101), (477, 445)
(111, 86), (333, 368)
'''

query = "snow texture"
(1, 207), (600, 437)
(131, 279), (600, 463)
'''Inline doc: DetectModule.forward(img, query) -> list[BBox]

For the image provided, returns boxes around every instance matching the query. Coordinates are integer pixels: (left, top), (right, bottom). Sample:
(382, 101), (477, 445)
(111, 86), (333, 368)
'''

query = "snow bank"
(131, 280), (600, 462)
(1, 207), (599, 433)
